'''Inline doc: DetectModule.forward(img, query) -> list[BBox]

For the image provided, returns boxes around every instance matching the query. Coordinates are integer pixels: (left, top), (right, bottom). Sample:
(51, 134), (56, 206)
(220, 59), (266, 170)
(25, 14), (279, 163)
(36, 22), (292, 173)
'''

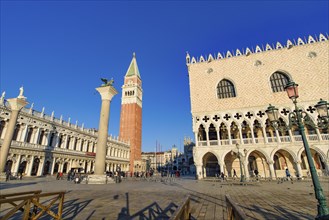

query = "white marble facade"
(0, 102), (130, 177)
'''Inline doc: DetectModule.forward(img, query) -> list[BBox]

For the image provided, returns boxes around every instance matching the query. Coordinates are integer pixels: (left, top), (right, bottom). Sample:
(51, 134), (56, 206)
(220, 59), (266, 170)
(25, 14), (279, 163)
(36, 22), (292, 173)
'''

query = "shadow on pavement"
(0, 181), (37, 189)
(116, 192), (179, 220)
(0, 197), (93, 220)
(244, 204), (314, 220)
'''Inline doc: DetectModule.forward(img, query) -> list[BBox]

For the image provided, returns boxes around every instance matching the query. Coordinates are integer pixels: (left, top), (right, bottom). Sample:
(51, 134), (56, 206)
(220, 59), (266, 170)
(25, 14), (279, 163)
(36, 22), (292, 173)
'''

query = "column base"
(83, 174), (115, 184)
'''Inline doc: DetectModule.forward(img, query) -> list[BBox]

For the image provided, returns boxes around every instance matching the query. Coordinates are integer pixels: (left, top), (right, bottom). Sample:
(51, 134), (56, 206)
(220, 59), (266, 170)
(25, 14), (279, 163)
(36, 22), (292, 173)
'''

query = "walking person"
(232, 169), (238, 179)
(5, 168), (11, 182)
(220, 172), (226, 181)
(254, 169), (259, 181)
(285, 168), (291, 181)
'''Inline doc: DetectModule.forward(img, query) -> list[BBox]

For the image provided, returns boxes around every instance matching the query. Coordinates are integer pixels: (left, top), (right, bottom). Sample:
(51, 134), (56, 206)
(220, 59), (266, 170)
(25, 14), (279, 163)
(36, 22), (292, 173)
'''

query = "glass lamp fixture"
(284, 80), (299, 99)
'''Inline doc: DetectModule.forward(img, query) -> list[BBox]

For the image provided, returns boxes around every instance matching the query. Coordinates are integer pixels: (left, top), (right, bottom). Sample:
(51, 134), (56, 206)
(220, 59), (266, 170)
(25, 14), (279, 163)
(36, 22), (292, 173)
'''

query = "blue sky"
(1, 1), (328, 152)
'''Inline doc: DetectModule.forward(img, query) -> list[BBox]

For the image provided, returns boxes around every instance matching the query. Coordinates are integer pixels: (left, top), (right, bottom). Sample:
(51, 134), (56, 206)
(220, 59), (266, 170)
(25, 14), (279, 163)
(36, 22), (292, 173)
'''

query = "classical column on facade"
(22, 124), (29, 142)
(216, 128), (221, 146)
(13, 154), (22, 174)
(288, 129), (295, 142)
(295, 160), (303, 178)
(275, 129), (281, 143)
(262, 126), (268, 143)
(37, 158), (45, 176)
(228, 129), (232, 145)
(63, 135), (69, 149)
(50, 159), (56, 175)
(34, 128), (41, 144)
(205, 128), (210, 146)
(0, 96), (28, 172)
(238, 127), (243, 144)
(195, 163), (203, 180)
(315, 128), (323, 141)
(26, 155), (34, 176)
(250, 127), (256, 144)
(267, 160), (276, 180)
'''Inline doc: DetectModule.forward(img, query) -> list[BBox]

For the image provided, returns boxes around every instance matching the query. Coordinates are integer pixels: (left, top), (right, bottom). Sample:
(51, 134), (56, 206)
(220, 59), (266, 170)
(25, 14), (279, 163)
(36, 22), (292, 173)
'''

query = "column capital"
(96, 86), (118, 101)
(6, 98), (28, 111)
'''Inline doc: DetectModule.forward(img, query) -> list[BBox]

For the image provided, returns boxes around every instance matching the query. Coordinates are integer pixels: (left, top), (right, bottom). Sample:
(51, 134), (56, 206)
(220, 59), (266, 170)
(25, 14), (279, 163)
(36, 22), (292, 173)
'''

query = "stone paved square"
(1, 176), (329, 219)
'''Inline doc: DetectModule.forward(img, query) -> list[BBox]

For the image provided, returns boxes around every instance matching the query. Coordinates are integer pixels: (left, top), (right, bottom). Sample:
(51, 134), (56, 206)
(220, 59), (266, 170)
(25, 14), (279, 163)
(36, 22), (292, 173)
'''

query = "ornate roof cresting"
(186, 33), (328, 65)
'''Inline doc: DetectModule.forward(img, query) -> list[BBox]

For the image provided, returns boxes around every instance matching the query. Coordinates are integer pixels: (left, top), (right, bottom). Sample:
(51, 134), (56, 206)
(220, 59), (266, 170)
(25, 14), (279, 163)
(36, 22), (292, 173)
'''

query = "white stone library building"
(0, 99), (130, 177)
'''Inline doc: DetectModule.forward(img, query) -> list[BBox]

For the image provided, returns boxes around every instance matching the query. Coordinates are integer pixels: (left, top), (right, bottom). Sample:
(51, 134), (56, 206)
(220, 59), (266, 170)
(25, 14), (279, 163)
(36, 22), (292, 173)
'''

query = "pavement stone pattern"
(0, 175), (328, 220)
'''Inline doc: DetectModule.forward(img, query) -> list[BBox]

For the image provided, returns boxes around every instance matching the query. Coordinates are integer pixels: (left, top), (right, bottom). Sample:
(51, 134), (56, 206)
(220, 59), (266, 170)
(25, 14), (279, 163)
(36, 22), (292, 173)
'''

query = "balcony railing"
(280, 136), (291, 142)
(197, 134), (328, 147)
(209, 140), (218, 146)
(322, 134), (329, 140)
(12, 140), (47, 150)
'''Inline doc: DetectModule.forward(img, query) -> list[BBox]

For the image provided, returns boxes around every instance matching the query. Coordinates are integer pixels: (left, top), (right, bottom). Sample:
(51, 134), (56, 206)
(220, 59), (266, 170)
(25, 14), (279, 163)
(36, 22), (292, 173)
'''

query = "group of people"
(67, 170), (81, 183)
(5, 168), (24, 181)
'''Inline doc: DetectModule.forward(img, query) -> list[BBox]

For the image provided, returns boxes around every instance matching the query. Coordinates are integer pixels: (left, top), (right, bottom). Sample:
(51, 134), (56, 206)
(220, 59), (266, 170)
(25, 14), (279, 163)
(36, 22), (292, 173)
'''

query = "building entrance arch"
(54, 163), (59, 173)
(273, 149), (296, 178)
(202, 152), (219, 177)
(5, 160), (13, 172)
(19, 161), (27, 175)
(43, 161), (51, 175)
(63, 162), (68, 173)
(300, 148), (327, 176)
(247, 150), (270, 179)
(31, 158), (40, 176)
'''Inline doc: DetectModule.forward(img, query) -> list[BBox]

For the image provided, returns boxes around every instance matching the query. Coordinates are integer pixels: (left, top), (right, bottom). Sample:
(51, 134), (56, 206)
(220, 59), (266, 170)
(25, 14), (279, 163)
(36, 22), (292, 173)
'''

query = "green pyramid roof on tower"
(125, 52), (141, 78)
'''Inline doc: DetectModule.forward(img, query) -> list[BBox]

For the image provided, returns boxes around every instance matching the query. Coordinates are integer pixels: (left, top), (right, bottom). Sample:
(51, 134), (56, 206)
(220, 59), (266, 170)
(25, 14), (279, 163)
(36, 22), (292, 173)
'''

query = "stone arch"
(63, 162), (69, 173)
(223, 150), (240, 177)
(271, 148), (297, 178)
(198, 124), (207, 141)
(43, 161), (51, 175)
(230, 120), (240, 144)
(31, 157), (40, 176)
(297, 145), (327, 173)
(246, 149), (271, 179)
(208, 123), (217, 141)
(202, 151), (220, 177)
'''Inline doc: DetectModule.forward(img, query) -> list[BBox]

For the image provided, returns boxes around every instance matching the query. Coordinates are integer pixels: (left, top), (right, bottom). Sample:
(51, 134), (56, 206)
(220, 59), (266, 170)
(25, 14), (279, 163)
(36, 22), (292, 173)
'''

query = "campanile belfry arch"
(119, 53), (143, 172)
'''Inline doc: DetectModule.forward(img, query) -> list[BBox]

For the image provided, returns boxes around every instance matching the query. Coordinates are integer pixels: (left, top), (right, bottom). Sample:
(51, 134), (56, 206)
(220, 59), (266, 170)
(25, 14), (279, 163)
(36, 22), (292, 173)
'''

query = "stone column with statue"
(0, 87), (28, 172)
(87, 78), (117, 184)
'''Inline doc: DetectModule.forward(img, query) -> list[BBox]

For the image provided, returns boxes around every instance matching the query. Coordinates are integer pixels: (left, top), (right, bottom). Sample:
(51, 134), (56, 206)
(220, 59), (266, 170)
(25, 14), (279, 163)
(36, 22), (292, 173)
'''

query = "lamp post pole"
(293, 100), (329, 219)
(266, 80), (329, 219)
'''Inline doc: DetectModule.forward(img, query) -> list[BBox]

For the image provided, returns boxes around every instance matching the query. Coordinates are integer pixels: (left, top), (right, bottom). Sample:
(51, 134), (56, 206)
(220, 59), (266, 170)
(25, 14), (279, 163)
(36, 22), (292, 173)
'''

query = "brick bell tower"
(119, 53), (143, 172)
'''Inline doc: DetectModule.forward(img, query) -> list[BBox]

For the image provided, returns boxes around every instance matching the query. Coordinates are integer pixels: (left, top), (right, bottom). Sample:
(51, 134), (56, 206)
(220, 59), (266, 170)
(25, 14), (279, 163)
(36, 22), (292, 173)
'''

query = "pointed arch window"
(217, 79), (236, 99)
(270, 72), (290, 93)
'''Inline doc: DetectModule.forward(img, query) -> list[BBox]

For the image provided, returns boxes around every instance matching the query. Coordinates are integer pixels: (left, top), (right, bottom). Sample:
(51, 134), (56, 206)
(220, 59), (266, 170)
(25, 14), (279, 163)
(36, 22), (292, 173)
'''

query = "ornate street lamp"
(315, 99), (329, 129)
(266, 80), (329, 219)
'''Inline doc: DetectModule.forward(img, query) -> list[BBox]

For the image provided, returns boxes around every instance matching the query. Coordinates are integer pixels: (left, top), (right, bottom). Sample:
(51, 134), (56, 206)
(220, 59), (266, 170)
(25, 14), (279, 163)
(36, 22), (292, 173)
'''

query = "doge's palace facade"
(0, 98), (130, 177)
(186, 34), (329, 180)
